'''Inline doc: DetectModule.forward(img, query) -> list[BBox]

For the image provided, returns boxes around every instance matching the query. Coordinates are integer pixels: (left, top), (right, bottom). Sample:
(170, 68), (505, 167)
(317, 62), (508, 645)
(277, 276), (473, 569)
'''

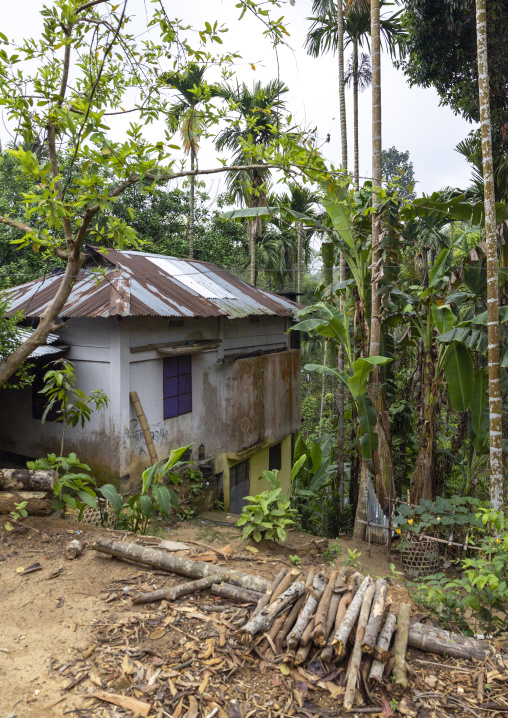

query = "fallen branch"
(92, 537), (271, 592)
(0, 468), (57, 491)
(0, 491), (52, 516)
(132, 575), (225, 605)
(211, 583), (264, 604)
(408, 622), (489, 662)
(251, 567), (288, 620)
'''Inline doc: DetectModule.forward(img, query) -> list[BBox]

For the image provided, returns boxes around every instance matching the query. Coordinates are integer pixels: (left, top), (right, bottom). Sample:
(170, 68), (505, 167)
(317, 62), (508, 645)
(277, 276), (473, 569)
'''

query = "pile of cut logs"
(0, 469), (56, 516)
(92, 537), (495, 710)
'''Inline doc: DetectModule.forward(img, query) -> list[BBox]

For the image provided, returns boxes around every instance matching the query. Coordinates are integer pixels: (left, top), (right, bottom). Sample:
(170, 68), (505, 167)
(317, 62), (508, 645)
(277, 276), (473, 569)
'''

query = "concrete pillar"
(108, 318), (131, 483)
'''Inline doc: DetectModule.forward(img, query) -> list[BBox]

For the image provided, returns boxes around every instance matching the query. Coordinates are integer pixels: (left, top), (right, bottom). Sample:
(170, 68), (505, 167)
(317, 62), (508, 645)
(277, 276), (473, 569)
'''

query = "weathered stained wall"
(223, 349), (300, 453)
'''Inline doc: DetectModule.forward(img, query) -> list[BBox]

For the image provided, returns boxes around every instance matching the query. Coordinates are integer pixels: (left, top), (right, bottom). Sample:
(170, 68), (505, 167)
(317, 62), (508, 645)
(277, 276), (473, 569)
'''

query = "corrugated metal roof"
(5, 248), (300, 320)
(16, 328), (68, 358)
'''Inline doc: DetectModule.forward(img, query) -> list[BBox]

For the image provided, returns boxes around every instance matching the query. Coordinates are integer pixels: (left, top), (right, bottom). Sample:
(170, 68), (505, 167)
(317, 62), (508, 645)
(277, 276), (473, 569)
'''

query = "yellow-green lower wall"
(216, 435), (292, 512)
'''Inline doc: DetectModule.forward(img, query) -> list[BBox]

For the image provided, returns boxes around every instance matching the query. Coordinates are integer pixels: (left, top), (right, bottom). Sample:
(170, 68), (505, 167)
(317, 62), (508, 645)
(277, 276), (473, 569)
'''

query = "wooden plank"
(130, 339), (221, 354)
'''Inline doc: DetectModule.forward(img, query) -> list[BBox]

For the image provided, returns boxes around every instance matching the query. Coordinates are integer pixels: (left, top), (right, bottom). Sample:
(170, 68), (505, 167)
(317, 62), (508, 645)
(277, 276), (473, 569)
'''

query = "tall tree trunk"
(353, 39), (360, 187)
(248, 218), (256, 286)
(336, 0), (348, 501)
(337, 0), (348, 170)
(188, 151), (195, 259)
(410, 343), (439, 504)
(297, 220), (303, 295)
(475, 0), (503, 510)
(354, 0), (383, 540)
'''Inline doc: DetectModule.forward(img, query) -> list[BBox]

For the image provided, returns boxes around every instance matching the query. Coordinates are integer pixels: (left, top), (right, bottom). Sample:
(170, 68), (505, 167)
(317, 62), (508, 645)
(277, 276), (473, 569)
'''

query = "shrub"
(236, 488), (298, 543)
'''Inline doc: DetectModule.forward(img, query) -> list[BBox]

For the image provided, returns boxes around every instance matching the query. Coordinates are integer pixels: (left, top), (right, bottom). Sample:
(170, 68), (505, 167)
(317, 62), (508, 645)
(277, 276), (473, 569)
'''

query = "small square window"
(163, 356), (192, 419)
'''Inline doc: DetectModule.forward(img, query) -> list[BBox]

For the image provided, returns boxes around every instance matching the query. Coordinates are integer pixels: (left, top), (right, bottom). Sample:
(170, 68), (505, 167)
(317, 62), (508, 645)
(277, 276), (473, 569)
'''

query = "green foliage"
(289, 554), (302, 565)
(236, 487), (297, 543)
(28, 452), (97, 519)
(418, 510), (508, 636)
(98, 447), (189, 534)
(394, 496), (482, 540)
(38, 359), (108, 430)
(343, 548), (362, 568)
(321, 541), (341, 565)
(382, 146), (416, 200)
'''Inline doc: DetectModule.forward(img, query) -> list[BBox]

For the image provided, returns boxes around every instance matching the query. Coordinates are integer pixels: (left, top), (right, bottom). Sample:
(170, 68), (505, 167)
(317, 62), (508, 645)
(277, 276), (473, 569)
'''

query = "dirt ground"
(1, 515), (505, 718)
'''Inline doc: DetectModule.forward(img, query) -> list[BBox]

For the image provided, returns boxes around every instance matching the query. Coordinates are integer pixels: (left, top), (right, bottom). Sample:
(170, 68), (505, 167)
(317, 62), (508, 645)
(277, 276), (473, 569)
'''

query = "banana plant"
(290, 302), (391, 460)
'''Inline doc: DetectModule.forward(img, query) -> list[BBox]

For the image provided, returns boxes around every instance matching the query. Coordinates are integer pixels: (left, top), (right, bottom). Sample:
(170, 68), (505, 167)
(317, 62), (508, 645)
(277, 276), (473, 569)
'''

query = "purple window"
(163, 356), (192, 418)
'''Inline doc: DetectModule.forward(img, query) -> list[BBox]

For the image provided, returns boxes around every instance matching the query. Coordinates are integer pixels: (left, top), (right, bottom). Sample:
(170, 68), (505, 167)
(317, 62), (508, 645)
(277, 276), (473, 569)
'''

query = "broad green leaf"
(356, 394), (378, 460)
(77, 491), (97, 509)
(470, 369), (489, 451)
(153, 485), (172, 516)
(470, 306), (508, 325)
(304, 363), (349, 388)
(163, 444), (193, 471)
(323, 193), (353, 247)
(427, 248), (450, 289)
(348, 356), (391, 398)
(139, 494), (153, 518)
(443, 342), (474, 412)
(291, 454), (307, 481)
(431, 303), (455, 335)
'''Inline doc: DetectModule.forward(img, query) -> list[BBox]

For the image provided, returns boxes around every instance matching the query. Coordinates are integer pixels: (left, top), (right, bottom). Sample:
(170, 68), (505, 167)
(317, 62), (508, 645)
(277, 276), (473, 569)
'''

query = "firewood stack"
(0, 469), (56, 516)
(238, 568), (410, 709)
(92, 536), (498, 710)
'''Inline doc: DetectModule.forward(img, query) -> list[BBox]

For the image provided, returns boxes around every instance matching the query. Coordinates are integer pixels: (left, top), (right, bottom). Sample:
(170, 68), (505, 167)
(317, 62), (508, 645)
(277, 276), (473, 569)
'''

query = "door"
(228, 459), (250, 515)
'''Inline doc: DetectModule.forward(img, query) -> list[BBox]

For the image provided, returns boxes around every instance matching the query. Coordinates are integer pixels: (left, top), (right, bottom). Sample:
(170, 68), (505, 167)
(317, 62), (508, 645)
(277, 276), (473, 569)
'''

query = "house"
(0, 247), (301, 512)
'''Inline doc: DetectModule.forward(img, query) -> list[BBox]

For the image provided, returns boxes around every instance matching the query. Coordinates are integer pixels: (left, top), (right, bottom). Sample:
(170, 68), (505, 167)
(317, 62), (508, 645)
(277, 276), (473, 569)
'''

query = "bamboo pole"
(130, 391), (158, 465)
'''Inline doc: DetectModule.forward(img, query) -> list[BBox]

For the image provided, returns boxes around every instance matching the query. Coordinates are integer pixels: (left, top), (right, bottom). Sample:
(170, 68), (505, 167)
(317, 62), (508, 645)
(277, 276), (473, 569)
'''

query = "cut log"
(240, 581), (306, 641)
(211, 583), (264, 604)
(343, 581), (376, 711)
(0, 490), (52, 516)
(332, 577), (372, 659)
(287, 572), (328, 651)
(369, 612), (397, 684)
(92, 537), (271, 592)
(392, 602), (411, 693)
(251, 567), (288, 620)
(300, 617), (315, 647)
(312, 570), (338, 647)
(319, 575), (346, 647)
(276, 594), (305, 646)
(333, 589), (353, 634)
(362, 578), (388, 653)
(294, 641), (312, 665)
(270, 568), (299, 604)
(65, 540), (84, 560)
(0, 469), (57, 492)
(132, 575), (225, 605)
(408, 622), (489, 662)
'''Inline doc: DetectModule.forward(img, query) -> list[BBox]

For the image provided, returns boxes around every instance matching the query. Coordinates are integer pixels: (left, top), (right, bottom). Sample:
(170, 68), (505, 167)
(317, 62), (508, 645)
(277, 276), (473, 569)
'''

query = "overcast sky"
(1, 0), (476, 199)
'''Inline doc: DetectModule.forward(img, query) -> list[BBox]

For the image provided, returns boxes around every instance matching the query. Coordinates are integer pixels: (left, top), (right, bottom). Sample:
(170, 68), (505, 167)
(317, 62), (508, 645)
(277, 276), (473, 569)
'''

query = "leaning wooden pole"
(475, 0), (503, 511)
(129, 392), (158, 465)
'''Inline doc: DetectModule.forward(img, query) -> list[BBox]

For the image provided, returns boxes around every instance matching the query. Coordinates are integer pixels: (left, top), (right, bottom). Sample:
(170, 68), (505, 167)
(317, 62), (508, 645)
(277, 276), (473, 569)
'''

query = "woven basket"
(78, 499), (118, 529)
(401, 536), (440, 577)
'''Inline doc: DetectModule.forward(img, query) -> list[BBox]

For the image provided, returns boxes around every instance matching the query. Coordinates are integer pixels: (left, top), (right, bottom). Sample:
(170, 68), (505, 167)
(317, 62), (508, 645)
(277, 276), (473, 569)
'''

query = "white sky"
(0, 0), (476, 199)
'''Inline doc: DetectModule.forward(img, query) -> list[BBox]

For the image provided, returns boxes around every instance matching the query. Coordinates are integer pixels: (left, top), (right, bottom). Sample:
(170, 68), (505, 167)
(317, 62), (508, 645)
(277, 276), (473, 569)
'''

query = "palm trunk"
(475, 0), (503, 510)
(337, 0), (348, 501)
(248, 219), (256, 286)
(353, 39), (360, 187)
(337, 0), (347, 170)
(354, 0), (383, 540)
(188, 151), (195, 260)
(297, 220), (303, 294)
(410, 344), (439, 504)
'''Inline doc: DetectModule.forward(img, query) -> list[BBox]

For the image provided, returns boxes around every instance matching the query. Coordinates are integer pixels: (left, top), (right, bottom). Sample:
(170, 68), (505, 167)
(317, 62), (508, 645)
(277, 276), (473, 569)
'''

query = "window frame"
(163, 355), (192, 419)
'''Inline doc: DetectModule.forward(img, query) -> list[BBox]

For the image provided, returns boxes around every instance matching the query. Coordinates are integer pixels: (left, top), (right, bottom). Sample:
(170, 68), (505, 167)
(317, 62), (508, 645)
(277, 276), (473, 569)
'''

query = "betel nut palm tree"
(165, 64), (219, 259)
(215, 80), (289, 285)
(305, 0), (403, 186)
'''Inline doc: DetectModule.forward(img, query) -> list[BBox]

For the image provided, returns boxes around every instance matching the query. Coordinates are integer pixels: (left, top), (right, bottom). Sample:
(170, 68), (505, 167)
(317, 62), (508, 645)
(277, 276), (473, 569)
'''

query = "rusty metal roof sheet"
(5, 247), (300, 320)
